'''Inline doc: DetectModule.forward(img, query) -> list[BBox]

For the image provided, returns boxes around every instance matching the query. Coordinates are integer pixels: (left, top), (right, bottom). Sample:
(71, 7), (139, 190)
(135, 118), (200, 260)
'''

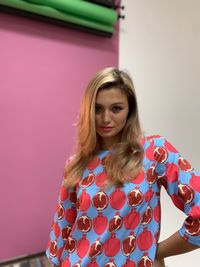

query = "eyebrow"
(95, 102), (125, 106)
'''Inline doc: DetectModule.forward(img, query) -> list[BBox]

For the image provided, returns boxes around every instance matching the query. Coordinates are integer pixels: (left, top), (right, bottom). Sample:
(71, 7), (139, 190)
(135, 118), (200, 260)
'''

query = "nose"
(102, 110), (111, 124)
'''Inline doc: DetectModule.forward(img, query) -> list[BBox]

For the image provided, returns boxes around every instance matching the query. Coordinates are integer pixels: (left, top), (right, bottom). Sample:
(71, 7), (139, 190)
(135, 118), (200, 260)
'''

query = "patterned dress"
(46, 135), (200, 267)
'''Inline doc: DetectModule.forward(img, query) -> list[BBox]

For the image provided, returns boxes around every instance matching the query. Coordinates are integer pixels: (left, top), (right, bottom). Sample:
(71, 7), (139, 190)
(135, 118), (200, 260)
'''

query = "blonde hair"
(64, 67), (144, 188)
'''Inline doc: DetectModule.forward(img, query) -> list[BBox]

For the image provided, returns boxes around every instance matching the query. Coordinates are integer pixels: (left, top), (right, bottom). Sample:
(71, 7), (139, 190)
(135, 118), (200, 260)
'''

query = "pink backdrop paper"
(0, 13), (118, 261)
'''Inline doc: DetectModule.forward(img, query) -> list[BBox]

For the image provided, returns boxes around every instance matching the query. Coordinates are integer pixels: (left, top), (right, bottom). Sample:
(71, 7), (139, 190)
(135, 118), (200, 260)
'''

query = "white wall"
(119, 1), (200, 266)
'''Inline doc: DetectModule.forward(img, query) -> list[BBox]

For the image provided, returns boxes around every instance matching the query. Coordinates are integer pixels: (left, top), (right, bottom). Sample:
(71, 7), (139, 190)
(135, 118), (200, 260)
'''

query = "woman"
(46, 67), (200, 267)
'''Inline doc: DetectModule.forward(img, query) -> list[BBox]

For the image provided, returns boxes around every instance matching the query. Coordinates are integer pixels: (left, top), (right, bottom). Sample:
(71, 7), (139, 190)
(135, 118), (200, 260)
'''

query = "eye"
(95, 106), (102, 114)
(112, 106), (123, 113)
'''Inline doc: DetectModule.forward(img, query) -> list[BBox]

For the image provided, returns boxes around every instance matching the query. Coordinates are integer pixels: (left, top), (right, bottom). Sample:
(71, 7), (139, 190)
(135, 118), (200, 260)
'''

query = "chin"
(98, 131), (121, 140)
(99, 134), (113, 139)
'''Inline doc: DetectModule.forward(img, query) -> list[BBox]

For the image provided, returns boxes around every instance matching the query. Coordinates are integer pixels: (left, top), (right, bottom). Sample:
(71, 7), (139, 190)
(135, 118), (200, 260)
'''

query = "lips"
(99, 126), (113, 132)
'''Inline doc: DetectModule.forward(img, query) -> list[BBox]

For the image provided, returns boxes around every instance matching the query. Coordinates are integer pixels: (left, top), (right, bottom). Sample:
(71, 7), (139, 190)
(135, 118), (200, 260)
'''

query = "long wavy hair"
(64, 67), (144, 188)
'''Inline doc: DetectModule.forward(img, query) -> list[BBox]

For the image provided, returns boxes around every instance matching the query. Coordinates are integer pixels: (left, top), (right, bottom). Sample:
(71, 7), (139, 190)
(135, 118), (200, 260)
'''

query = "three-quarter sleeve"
(154, 136), (200, 246)
(46, 180), (77, 266)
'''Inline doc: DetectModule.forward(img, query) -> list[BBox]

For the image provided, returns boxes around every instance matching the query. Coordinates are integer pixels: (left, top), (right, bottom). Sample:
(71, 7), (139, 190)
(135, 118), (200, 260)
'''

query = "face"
(95, 88), (129, 149)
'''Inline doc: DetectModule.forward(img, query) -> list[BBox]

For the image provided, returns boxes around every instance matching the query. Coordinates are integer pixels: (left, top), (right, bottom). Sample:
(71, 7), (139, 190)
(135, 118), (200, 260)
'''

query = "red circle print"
(104, 233), (120, 257)
(60, 186), (68, 201)
(178, 157), (193, 172)
(122, 259), (136, 267)
(110, 188), (126, 209)
(77, 235), (90, 258)
(77, 215), (92, 233)
(78, 190), (91, 211)
(153, 147), (168, 163)
(124, 209), (140, 230)
(190, 173), (200, 192)
(89, 238), (103, 258)
(138, 254), (153, 267)
(108, 212), (123, 233)
(92, 191), (108, 210)
(81, 173), (95, 188)
(49, 240), (57, 257)
(127, 187), (143, 207)
(178, 183), (194, 204)
(93, 212), (108, 235)
(87, 156), (101, 170)
(137, 228), (153, 251)
(122, 232), (136, 257)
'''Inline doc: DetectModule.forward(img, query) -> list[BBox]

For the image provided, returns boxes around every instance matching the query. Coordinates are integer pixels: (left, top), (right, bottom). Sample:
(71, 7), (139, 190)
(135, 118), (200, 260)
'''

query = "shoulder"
(143, 134), (179, 163)
(143, 134), (178, 152)
(143, 134), (164, 148)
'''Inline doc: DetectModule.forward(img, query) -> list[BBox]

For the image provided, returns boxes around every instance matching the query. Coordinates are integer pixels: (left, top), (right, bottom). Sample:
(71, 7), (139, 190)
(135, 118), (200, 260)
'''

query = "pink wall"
(0, 13), (118, 261)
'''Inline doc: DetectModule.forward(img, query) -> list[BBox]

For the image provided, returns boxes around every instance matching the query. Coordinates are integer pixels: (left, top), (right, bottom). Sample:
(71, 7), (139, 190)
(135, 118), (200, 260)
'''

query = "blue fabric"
(46, 135), (200, 266)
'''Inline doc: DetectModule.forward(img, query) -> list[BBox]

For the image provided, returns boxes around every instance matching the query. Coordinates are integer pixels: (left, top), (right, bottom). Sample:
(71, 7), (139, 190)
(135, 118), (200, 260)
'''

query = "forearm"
(156, 230), (199, 259)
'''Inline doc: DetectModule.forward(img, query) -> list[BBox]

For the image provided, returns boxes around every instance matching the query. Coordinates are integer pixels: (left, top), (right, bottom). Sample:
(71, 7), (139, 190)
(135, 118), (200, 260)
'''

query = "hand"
(154, 257), (166, 267)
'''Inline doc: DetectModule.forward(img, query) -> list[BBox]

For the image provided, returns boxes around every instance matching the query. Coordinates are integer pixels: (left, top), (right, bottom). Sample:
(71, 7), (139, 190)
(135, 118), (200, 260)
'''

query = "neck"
(99, 136), (121, 150)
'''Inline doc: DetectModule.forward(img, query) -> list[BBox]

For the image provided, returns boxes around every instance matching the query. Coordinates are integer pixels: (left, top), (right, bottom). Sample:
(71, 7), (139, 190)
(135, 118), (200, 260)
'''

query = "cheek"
(116, 112), (129, 126)
(95, 115), (100, 126)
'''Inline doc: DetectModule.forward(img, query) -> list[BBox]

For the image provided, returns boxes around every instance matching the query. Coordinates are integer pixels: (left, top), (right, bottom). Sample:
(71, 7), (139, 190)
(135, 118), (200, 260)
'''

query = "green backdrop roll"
(24, 0), (117, 24)
(0, 0), (114, 33)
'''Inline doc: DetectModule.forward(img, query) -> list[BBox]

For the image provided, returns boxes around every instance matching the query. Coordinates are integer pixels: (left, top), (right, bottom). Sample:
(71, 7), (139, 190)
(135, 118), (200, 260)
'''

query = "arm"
(153, 137), (200, 265)
(156, 230), (199, 258)
(46, 181), (77, 266)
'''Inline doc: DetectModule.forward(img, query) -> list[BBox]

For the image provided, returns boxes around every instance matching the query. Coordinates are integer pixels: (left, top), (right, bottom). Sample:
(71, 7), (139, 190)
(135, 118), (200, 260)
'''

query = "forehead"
(95, 88), (128, 105)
